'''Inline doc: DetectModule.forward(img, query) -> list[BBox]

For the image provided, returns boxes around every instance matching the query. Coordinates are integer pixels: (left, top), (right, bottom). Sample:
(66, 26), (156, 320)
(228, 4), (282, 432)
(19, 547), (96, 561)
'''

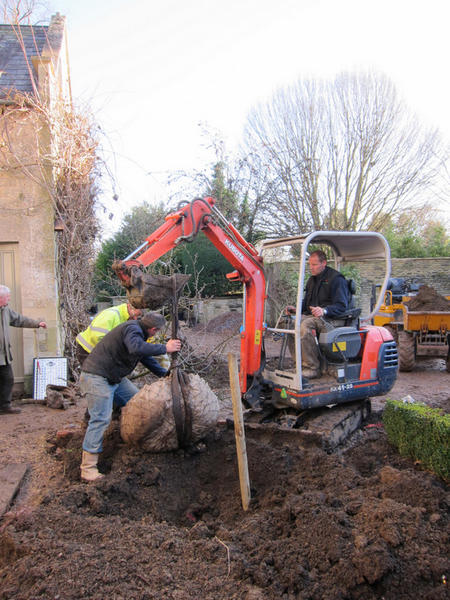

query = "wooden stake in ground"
(228, 353), (251, 511)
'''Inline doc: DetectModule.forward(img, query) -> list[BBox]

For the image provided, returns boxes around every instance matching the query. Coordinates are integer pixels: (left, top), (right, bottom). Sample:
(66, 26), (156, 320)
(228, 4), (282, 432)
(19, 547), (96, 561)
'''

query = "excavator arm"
(113, 197), (266, 395)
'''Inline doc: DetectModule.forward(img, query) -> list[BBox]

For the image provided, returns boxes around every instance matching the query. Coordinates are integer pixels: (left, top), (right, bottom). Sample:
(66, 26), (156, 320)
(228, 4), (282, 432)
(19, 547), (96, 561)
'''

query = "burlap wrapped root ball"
(120, 373), (219, 452)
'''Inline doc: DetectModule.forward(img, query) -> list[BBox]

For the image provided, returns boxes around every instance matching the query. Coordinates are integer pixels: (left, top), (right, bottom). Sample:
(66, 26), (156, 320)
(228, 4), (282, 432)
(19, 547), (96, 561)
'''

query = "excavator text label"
(330, 383), (354, 392)
(224, 238), (245, 263)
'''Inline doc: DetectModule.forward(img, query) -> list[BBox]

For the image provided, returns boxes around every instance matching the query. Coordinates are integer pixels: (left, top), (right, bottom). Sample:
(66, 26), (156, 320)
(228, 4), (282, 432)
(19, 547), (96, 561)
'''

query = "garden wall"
(197, 257), (450, 324)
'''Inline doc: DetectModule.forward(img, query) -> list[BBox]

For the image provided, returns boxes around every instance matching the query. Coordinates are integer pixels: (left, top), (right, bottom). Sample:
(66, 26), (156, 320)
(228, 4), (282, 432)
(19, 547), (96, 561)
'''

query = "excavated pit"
(2, 422), (448, 600)
(1, 315), (448, 600)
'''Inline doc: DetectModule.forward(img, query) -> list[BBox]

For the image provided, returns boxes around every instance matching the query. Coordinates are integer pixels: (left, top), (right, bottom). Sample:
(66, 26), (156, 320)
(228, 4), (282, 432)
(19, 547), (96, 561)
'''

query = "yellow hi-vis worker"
(76, 303), (141, 354)
(147, 335), (171, 370)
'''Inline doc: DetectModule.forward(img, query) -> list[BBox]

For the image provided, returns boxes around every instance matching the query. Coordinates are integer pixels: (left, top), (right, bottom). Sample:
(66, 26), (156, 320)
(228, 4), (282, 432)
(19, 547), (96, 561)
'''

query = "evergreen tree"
(94, 202), (167, 300)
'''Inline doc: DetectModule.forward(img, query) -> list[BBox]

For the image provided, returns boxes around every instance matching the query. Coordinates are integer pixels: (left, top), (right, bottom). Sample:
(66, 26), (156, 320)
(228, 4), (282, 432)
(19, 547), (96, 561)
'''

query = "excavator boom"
(113, 197), (266, 394)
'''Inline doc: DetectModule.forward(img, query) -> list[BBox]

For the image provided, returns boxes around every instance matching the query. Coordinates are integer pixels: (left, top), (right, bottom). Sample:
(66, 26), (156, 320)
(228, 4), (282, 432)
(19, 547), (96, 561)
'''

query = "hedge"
(383, 399), (450, 481)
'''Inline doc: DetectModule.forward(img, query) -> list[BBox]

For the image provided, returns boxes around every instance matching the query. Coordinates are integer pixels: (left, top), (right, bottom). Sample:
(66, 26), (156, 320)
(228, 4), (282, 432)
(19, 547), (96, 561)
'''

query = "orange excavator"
(113, 196), (398, 421)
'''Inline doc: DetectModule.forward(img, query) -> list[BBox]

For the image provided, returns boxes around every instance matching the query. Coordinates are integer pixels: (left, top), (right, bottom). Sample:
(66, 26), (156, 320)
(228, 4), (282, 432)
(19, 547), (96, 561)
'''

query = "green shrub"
(383, 400), (450, 481)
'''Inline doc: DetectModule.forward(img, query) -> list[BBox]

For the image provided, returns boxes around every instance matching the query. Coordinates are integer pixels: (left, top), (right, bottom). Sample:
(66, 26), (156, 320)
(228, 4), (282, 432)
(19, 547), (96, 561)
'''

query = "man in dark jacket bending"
(288, 250), (350, 379)
(80, 311), (181, 481)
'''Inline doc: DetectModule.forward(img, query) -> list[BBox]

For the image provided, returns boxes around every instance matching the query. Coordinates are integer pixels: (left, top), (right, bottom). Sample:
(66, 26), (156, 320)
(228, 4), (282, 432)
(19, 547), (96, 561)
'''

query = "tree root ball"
(120, 373), (219, 452)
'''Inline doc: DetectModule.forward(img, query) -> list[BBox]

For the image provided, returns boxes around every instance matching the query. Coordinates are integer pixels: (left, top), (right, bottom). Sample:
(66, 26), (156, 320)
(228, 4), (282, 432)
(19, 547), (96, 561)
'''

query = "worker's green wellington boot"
(80, 450), (104, 482)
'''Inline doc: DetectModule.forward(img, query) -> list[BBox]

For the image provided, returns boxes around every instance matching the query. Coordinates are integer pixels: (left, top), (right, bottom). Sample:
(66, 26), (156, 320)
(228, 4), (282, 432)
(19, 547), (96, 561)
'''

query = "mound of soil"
(205, 311), (243, 334)
(406, 285), (450, 312)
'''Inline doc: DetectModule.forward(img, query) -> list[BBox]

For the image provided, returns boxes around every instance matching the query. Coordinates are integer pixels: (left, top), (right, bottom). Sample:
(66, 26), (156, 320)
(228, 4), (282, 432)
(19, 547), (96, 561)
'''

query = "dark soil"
(405, 285), (450, 312)
(204, 311), (243, 335)
(0, 318), (449, 600)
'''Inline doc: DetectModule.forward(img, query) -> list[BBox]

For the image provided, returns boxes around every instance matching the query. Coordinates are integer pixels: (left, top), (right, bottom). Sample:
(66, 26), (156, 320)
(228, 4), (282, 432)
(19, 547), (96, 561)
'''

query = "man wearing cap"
(79, 311), (181, 481)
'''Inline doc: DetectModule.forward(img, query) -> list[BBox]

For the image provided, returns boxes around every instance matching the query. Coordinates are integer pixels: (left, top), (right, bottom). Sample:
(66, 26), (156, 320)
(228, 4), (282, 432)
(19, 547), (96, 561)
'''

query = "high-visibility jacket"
(147, 335), (170, 370)
(76, 303), (129, 353)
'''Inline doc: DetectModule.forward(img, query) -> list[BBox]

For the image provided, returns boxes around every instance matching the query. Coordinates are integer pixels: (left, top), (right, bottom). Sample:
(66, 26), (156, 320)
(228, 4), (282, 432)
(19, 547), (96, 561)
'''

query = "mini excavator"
(113, 196), (398, 431)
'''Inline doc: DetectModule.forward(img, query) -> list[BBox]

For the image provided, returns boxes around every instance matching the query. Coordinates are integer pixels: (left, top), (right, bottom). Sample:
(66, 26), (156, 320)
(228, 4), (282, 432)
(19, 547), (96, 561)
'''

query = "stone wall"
(200, 296), (243, 323)
(188, 257), (450, 325)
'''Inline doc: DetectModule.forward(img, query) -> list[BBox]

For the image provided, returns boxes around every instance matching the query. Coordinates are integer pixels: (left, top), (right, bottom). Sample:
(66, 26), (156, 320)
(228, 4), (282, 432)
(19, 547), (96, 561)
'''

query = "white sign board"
(33, 357), (68, 400)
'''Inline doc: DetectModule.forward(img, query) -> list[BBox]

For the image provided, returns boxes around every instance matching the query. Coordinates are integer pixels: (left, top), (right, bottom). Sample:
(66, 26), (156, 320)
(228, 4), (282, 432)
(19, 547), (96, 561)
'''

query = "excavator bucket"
(112, 261), (191, 309)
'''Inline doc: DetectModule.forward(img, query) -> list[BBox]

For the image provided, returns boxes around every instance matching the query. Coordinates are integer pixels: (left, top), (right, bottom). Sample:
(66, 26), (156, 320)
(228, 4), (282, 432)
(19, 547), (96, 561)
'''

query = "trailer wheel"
(398, 330), (416, 371)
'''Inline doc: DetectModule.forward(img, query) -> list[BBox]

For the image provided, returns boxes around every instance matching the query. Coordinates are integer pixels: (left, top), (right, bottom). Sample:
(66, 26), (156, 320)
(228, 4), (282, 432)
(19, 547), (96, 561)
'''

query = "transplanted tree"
(241, 71), (447, 236)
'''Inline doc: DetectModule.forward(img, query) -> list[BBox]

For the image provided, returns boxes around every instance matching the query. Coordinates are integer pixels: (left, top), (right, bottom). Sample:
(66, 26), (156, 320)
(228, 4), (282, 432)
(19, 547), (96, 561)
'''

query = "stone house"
(0, 14), (70, 393)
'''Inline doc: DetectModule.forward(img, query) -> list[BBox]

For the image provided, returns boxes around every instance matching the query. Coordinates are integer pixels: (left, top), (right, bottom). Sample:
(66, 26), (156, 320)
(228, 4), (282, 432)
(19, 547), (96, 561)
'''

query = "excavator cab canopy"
(260, 230), (392, 323)
(258, 231), (392, 395)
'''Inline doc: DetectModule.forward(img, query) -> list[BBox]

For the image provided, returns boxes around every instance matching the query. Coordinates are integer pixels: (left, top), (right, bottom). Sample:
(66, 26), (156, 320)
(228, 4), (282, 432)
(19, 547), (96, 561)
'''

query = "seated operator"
(286, 250), (350, 379)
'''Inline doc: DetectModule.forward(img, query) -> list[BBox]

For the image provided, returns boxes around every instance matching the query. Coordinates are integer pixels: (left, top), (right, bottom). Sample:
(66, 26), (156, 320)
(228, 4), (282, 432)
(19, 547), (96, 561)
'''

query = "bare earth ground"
(0, 315), (449, 600)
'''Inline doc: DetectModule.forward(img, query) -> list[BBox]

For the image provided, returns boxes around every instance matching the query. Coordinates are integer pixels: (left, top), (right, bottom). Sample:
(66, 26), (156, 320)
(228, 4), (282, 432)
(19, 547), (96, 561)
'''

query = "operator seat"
(281, 278), (361, 370)
(318, 279), (362, 366)
(341, 279), (361, 328)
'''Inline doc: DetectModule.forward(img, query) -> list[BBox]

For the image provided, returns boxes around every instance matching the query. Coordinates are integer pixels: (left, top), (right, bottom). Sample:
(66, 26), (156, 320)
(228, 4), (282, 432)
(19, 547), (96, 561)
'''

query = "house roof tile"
(0, 15), (65, 100)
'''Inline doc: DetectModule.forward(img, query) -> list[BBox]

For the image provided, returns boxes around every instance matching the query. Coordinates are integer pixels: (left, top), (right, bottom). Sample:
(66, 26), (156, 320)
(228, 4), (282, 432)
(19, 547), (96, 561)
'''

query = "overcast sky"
(50, 0), (450, 234)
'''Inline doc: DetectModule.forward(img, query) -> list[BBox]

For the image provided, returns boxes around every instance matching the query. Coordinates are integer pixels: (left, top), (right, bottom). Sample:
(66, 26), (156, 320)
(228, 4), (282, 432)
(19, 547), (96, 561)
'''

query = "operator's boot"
(80, 450), (104, 482)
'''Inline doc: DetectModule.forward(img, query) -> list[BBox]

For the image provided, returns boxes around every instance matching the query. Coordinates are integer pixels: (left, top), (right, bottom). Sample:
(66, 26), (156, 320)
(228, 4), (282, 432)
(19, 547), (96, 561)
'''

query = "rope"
(169, 274), (192, 447)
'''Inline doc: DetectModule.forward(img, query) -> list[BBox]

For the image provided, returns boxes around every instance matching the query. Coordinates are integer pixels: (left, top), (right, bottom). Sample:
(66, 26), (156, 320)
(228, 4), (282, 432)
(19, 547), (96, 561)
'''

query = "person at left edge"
(0, 284), (47, 415)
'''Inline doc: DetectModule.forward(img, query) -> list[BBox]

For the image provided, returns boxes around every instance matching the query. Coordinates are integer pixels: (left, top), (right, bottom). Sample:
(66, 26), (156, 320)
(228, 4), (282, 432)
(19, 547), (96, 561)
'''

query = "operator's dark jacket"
(81, 320), (168, 384)
(302, 266), (350, 318)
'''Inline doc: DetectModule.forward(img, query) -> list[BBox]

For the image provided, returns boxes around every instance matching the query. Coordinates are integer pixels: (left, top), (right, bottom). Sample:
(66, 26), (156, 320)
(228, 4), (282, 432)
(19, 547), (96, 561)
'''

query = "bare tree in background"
(2, 0), (33, 22)
(242, 72), (448, 235)
(168, 124), (272, 243)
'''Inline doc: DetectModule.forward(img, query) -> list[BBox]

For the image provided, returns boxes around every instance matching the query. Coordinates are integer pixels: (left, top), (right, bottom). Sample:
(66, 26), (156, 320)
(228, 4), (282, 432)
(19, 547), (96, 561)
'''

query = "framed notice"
(33, 357), (68, 400)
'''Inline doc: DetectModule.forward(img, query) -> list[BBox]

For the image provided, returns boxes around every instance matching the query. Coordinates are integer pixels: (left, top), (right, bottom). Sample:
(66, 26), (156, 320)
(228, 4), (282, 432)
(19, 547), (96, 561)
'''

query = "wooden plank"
(0, 463), (28, 517)
(228, 353), (251, 511)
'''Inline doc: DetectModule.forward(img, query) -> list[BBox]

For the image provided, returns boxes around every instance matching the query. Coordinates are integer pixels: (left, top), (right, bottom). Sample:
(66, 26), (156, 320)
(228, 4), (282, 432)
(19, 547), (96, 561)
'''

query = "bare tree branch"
(241, 71), (448, 234)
